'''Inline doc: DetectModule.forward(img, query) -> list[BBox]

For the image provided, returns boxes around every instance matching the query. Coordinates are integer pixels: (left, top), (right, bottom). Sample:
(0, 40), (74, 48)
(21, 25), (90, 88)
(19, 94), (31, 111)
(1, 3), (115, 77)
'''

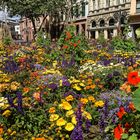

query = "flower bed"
(0, 27), (140, 140)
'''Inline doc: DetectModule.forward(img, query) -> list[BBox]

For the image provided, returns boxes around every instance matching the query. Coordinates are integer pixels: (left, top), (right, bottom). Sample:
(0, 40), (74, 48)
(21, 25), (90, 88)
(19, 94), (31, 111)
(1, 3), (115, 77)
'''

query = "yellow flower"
(65, 123), (74, 131)
(65, 95), (74, 102)
(59, 80), (62, 86)
(66, 110), (74, 117)
(82, 111), (92, 120)
(56, 118), (67, 126)
(71, 116), (77, 125)
(94, 101), (104, 107)
(2, 110), (11, 117)
(49, 107), (56, 113)
(50, 114), (59, 122)
(10, 81), (20, 91)
(88, 96), (96, 103)
(79, 83), (85, 87)
(80, 98), (88, 104)
(59, 101), (72, 110)
(72, 84), (82, 91)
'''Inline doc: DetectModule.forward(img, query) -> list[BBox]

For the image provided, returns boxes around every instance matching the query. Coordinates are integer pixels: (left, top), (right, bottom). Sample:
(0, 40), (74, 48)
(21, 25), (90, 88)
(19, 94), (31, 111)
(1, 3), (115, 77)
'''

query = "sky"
(0, 10), (20, 22)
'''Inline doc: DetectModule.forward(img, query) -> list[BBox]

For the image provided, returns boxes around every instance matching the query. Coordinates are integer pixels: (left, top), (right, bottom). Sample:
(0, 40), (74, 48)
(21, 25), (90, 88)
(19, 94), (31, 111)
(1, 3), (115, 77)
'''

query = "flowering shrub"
(0, 27), (140, 140)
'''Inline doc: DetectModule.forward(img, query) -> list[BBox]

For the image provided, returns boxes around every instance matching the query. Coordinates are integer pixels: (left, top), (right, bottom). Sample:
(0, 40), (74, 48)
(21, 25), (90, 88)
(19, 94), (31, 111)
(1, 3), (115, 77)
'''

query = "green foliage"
(36, 31), (51, 47)
(97, 32), (106, 45)
(111, 36), (137, 51)
(132, 88), (140, 111)
(2, 36), (12, 46)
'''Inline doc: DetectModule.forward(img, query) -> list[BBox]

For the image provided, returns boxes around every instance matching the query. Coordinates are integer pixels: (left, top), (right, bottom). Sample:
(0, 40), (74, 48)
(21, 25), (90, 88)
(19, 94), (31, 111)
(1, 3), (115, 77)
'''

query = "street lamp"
(113, 9), (127, 36)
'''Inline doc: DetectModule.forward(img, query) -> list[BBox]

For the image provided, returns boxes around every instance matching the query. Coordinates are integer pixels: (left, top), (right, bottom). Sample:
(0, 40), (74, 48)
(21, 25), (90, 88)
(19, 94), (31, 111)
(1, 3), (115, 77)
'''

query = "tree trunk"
(30, 17), (37, 40)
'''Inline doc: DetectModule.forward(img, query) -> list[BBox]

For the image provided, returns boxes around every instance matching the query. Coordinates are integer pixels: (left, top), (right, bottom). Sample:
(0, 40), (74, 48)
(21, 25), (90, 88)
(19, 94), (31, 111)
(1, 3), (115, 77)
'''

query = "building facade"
(129, 0), (140, 41)
(87, 0), (131, 39)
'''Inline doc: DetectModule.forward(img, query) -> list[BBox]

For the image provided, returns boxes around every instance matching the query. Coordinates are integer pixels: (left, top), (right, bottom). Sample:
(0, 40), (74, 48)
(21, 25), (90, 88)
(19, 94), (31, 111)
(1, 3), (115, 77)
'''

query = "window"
(136, 0), (140, 13)
(81, 2), (85, 16)
(75, 5), (79, 17)
(92, 21), (96, 27)
(109, 18), (115, 26)
(100, 20), (105, 27)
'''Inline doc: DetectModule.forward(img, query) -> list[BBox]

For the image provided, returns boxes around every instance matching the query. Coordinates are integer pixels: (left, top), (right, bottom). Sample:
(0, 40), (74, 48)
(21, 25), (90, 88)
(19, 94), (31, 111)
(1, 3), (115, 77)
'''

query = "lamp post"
(113, 9), (127, 36)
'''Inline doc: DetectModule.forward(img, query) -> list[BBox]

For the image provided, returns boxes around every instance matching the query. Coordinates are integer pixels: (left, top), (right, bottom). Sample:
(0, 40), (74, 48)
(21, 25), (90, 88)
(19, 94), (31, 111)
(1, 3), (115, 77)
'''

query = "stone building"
(87, 0), (131, 39)
(129, 0), (140, 41)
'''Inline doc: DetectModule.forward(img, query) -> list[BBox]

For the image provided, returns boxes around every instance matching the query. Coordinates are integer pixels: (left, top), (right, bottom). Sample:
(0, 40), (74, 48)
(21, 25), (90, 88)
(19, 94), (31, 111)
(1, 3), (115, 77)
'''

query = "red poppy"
(114, 124), (123, 140)
(129, 102), (135, 111)
(117, 107), (126, 120)
(127, 71), (140, 86)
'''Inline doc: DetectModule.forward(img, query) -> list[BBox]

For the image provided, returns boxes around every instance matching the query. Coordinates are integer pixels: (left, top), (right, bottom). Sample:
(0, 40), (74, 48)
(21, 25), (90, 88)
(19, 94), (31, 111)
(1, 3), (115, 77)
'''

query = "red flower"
(114, 124), (123, 140)
(127, 71), (140, 86)
(117, 107), (126, 120)
(66, 32), (72, 39)
(63, 45), (68, 49)
(129, 102), (135, 111)
(73, 43), (77, 47)
(78, 40), (81, 44)
(124, 123), (132, 133)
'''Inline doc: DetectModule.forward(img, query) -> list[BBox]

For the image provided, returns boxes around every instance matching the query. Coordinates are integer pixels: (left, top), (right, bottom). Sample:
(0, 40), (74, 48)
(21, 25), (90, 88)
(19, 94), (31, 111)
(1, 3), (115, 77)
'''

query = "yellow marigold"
(79, 83), (85, 87)
(82, 111), (92, 120)
(80, 98), (88, 104)
(49, 107), (56, 113)
(88, 96), (96, 103)
(56, 118), (67, 126)
(65, 95), (74, 102)
(94, 101), (104, 107)
(50, 114), (59, 122)
(65, 123), (74, 131)
(71, 116), (77, 125)
(66, 110), (74, 117)
(2, 110), (11, 117)
(59, 101), (72, 110)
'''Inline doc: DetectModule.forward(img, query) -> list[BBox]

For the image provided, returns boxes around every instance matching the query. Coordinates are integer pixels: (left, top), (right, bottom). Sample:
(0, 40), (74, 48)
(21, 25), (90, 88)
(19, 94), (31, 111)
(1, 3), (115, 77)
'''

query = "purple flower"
(70, 104), (83, 140)
(62, 77), (70, 87)
(48, 83), (57, 90)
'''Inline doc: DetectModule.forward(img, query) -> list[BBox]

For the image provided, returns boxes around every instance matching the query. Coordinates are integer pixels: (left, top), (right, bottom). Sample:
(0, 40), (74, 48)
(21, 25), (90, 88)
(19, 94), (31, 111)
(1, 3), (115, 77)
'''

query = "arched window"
(92, 21), (96, 27)
(109, 18), (115, 26)
(100, 20), (105, 27)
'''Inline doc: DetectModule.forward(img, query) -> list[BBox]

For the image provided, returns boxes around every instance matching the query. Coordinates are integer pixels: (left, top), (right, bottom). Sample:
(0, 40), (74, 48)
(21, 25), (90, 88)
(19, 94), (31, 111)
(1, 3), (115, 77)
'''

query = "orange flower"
(90, 84), (96, 89)
(129, 102), (135, 111)
(78, 40), (81, 44)
(35, 138), (45, 140)
(133, 63), (138, 68)
(128, 66), (133, 71)
(66, 32), (72, 39)
(66, 95), (74, 102)
(0, 127), (3, 135)
(80, 98), (88, 104)
(117, 106), (126, 120)
(120, 82), (131, 93)
(127, 71), (140, 86)
(95, 78), (100, 83)
(23, 87), (30, 93)
(33, 92), (41, 101)
(85, 86), (91, 90)
(87, 79), (92, 85)
(98, 84), (103, 88)
(49, 107), (56, 113)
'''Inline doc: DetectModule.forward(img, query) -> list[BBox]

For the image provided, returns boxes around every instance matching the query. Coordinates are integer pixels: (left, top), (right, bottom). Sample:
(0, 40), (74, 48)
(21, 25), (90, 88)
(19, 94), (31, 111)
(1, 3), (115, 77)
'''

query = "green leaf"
(122, 133), (128, 139)
(132, 88), (140, 111)
(128, 134), (138, 140)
